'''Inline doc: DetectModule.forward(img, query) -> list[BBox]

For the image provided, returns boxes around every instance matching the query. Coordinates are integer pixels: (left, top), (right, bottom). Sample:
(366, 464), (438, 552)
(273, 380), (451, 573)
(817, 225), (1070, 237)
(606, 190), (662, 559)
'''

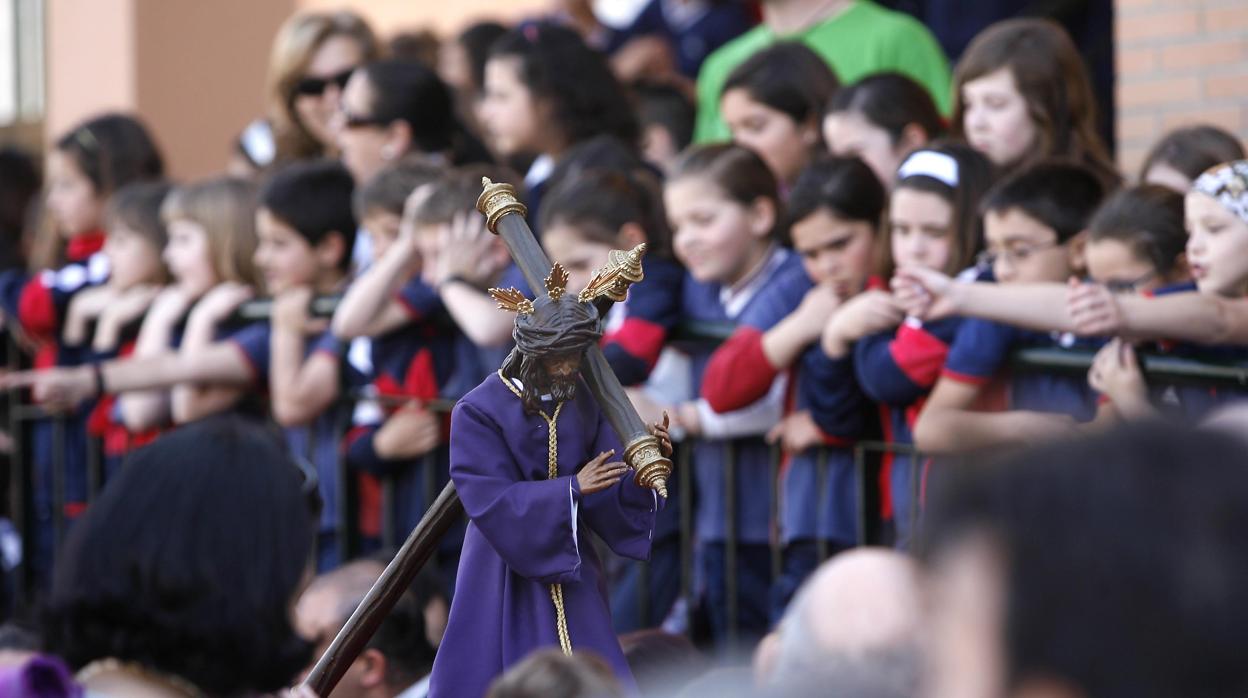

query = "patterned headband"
(1192, 159), (1248, 224)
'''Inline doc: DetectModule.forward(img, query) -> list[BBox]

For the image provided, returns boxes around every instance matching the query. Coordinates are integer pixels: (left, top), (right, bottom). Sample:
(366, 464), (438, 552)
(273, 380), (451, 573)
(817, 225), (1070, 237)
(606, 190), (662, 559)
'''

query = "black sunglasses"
(294, 67), (354, 97)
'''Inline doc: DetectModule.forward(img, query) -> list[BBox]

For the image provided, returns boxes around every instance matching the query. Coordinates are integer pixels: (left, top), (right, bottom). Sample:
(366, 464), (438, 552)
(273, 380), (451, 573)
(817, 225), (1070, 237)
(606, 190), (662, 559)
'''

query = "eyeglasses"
(1102, 270), (1157, 294)
(294, 67), (354, 97)
(976, 241), (1061, 269)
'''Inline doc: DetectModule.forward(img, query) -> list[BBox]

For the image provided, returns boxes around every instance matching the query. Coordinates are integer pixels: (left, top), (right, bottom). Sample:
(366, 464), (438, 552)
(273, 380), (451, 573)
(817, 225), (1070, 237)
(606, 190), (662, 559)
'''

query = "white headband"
(897, 150), (959, 188)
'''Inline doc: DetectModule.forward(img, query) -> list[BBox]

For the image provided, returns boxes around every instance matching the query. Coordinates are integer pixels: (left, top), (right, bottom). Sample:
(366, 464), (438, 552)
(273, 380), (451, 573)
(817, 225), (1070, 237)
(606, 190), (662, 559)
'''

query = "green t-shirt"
(693, 1), (952, 143)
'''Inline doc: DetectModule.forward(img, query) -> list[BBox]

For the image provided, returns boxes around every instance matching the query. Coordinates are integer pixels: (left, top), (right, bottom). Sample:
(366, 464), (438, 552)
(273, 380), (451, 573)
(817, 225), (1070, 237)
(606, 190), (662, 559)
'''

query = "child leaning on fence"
(0, 113), (163, 585)
(332, 159), (464, 570)
(848, 143), (993, 551)
(659, 144), (794, 648)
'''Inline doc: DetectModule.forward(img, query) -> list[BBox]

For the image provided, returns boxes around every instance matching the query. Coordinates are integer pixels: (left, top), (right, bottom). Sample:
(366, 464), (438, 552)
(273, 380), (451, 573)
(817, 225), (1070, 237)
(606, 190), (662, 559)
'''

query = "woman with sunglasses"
(266, 10), (380, 164)
(334, 59), (493, 185)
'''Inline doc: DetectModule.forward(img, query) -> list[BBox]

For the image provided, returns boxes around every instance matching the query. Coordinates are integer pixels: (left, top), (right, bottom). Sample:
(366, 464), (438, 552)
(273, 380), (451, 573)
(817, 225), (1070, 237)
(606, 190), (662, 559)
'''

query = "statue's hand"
(648, 411), (673, 458)
(577, 450), (628, 495)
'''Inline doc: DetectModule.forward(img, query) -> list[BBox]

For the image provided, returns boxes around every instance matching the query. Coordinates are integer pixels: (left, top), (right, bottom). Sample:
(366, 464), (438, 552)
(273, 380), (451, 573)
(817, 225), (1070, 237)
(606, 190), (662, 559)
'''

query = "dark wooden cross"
(303, 178), (671, 694)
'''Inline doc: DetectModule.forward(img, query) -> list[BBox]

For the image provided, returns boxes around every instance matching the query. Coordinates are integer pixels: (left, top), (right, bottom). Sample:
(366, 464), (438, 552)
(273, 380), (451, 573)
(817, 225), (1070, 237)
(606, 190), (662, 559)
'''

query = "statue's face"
(534, 352), (582, 402)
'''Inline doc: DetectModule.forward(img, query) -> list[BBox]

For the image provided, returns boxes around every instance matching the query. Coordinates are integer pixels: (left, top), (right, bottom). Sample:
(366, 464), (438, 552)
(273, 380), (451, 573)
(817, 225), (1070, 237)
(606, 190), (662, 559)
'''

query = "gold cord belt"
(497, 371), (573, 656)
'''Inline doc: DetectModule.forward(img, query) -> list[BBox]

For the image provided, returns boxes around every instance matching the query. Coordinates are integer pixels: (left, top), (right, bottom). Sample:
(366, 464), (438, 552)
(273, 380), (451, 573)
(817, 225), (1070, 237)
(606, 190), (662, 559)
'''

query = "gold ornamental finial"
(545, 263), (570, 301)
(578, 243), (647, 304)
(488, 287), (535, 315)
(476, 177), (528, 234)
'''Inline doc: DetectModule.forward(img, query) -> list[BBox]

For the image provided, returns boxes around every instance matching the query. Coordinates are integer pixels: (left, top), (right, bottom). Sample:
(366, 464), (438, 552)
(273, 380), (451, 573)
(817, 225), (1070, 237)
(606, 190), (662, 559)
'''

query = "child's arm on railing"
(172, 283), (254, 424)
(117, 287), (186, 431)
(331, 190), (424, 340)
(912, 377), (1080, 454)
(1068, 283), (1248, 345)
(894, 267), (1078, 333)
(269, 287), (340, 427)
(92, 285), (160, 354)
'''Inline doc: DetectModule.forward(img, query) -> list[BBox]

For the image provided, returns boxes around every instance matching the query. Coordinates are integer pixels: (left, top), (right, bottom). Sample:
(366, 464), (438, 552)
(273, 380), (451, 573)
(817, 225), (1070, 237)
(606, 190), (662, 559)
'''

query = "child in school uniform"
(847, 143), (993, 549)
(539, 167), (684, 631)
(228, 162), (362, 570)
(660, 143), (796, 647)
(0, 114), (163, 584)
(713, 155), (890, 614)
(330, 159), (459, 559)
(67, 182), (172, 480)
(893, 162), (1109, 457)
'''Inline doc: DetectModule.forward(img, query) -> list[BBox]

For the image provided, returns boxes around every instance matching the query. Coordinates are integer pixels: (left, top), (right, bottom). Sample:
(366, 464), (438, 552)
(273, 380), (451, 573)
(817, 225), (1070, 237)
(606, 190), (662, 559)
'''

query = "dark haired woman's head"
(786, 156), (885, 292)
(0, 147), (39, 270)
(953, 19), (1118, 187)
(666, 144), (784, 285)
(1085, 185), (1188, 292)
(336, 60), (491, 185)
(1140, 125), (1247, 193)
(541, 167), (672, 294)
(721, 42), (840, 185)
(824, 72), (945, 187)
(480, 22), (638, 158)
(48, 113), (164, 237)
(922, 423), (1248, 698)
(882, 141), (995, 278)
(441, 21), (509, 95)
(44, 415), (316, 695)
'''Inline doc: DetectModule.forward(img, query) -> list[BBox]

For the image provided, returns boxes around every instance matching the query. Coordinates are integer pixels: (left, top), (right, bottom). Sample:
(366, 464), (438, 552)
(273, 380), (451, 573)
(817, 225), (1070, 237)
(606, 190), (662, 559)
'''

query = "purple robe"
(428, 373), (660, 698)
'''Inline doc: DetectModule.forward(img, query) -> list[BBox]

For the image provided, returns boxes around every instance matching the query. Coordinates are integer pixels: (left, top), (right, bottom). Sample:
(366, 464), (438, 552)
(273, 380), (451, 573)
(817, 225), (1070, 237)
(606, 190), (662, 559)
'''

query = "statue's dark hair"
(500, 295), (601, 413)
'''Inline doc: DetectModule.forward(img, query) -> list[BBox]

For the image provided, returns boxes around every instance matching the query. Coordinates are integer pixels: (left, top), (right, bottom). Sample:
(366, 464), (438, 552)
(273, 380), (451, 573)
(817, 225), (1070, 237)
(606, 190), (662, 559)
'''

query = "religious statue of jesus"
(427, 263), (672, 698)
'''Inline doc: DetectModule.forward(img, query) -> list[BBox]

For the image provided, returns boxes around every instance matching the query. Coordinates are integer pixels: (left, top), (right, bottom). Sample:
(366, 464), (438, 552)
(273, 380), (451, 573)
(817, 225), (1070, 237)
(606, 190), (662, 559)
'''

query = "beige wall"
(46, 0), (294, 179)
(46, 0), (137, 140)
(295, 0), (548, 37)
(43, 0), (542, 178)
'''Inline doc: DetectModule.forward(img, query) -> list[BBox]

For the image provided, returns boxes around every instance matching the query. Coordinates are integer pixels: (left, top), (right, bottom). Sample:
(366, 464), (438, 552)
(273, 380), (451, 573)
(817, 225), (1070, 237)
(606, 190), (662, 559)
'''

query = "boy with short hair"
(910, 162), (1107, 455)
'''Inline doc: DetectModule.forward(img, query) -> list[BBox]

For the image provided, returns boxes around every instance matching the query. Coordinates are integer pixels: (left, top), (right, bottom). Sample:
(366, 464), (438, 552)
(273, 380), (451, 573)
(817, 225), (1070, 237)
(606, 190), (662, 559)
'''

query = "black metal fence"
(5, 312), (1247, 640)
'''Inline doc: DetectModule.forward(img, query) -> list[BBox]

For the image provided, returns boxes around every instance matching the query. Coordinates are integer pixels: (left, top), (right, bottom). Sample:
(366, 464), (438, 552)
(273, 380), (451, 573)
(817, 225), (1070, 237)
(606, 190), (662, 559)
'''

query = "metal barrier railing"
(6, 312), (1248, 642)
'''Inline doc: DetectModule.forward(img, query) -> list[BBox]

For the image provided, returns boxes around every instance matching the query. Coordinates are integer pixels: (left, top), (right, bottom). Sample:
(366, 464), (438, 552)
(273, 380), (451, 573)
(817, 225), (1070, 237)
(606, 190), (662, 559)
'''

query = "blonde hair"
(161, 178), (261, 290)
(266, 11), (381, 163)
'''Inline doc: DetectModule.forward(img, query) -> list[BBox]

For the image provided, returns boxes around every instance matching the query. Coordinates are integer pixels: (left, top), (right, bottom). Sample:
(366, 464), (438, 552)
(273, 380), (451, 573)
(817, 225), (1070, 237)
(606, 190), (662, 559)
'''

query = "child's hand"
(435, 211), (499, 287)
(190, 282), (254, 326)
(398, 184), (436, 244)
(891, 266), (959, 320)
(648, 411), (673, 458)
(374, 402), (441, 459)
(64, 286), (119, 346)
(765, 410), (824, 453)
(793, 284), (843, 341)
(3, 365), (96, 411)
(1089, 338), (1152, 419)
(147, 286), (194, 326)
(93, 285), (162, 352)
(822, 290), (904, 357)
(111, 284), (161, 322)
(577, 450), (628, 495)
(272, 286), (319, 333)
(1067, 279), (1123, 336)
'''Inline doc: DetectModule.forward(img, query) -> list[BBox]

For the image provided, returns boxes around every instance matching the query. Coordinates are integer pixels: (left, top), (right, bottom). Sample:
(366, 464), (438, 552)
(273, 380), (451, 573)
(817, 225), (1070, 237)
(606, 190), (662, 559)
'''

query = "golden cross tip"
(481, 176), (493, 187)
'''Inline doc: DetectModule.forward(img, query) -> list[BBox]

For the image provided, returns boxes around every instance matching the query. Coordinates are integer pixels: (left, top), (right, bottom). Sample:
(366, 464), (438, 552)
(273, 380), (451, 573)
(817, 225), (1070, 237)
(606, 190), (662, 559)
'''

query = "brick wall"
(1116, 0), (1248, 175)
